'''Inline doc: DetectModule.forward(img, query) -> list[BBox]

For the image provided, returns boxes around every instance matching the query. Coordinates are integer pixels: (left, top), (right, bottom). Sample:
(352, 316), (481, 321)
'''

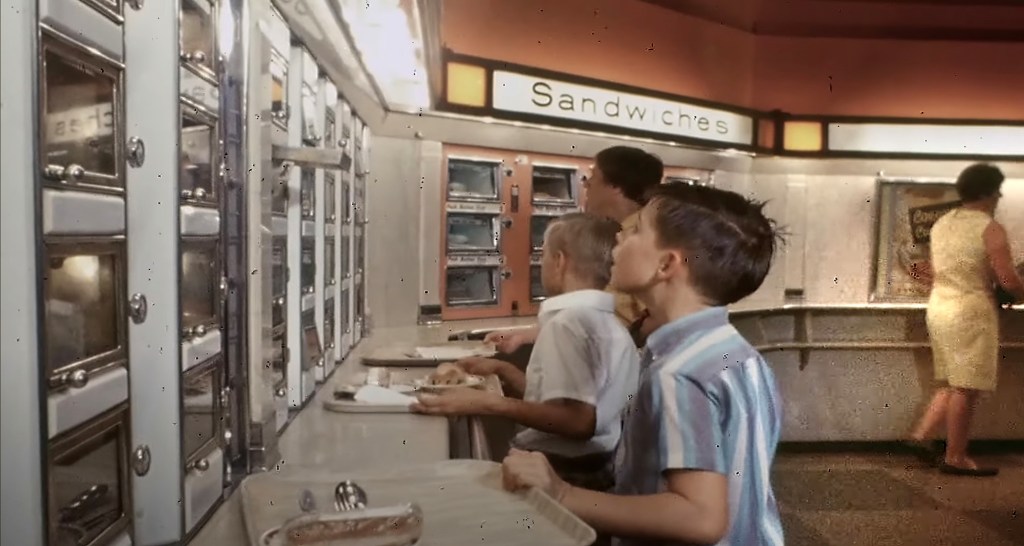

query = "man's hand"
(410, 387), (500, 416)
(455, 356), (508, 377)
(501, 448), (570, 502)
(484, 330), (532, 354)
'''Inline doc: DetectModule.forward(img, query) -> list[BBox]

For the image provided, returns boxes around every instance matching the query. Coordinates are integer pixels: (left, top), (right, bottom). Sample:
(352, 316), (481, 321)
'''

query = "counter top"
(190, 323), (503, 545)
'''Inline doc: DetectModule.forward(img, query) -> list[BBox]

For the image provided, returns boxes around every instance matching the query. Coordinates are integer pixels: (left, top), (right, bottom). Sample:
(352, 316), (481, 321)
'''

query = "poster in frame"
(870, 179), (960, 303)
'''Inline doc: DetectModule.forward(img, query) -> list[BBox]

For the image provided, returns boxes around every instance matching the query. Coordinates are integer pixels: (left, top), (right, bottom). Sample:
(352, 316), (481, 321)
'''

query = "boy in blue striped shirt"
(503, 183), (785, 546)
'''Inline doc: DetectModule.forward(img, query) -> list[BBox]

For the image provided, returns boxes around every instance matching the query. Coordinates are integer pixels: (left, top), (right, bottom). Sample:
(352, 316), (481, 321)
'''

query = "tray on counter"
(360, 342), (496, 367)
(322, 374), (503, 414)
(239, 459), (595, 546)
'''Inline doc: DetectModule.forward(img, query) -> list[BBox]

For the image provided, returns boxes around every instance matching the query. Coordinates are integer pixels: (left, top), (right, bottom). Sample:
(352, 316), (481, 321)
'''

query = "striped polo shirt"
(613, 307), (785, 546)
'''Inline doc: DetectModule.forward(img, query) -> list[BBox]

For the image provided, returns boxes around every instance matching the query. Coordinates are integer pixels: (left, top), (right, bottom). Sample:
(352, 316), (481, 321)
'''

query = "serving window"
(300, 168), (315, 219)
(300, 81), (318, 146)
(531, 165), (577, 204)
(447, 213), (500, 253)
(272, 237), (286, 298)
(182, 358), (223, 468)
(341, 179), (352, 224)
(270, 331), (286, 392)
(301, 312), (321, 371)
(325, 237), (336, 282)
(181, 238), (222, 340)
(180, 105), (219, 205)
(324, 301), (335, 350)
(445, 267), (500, 307)
(271, 164), (288, 216)
(340, 290), (351, 333)
(530, 258), (546, 302)
(447, 158), (501, 201)
(43, 240), (125, 390)
(49, 404), (131, 546)
(301, 238), (315, 291)
(530, 215), (560, 252)
(340, 231), (351, 278)
(180, 0), (218, 81)
(40, 35), (123, 192)
(324, 172), (337, 222)
(324, 107), (336, 149)
(269, 52), (289, 129)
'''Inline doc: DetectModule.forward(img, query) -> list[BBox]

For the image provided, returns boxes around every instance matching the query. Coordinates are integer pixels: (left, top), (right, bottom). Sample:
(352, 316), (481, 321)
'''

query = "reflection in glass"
(183, 363), (219, 463)
(181, 0), (216, 73)
(325, 112), (336, 149)
(325, 238), (336, 281)
(51, 417), (126, 546)
(301, 239), (315, 288)
(300, 168), (315, 217)
(325, 173), (337, 220)
(447, 214), (498, 252)
(446, 268), (497, 306)
(182, 243), (218, 333)
(269, 53), (288, 126)
(324, 302), (335, 345)
(531, 265), (546, 301)
(271, 173), (288, 215)
(45, 251), (119, 377)
(532, 167), (575, 202)
(43, 47), (118, 184)
(531, 216), (556, 251)
(181, 114), (215, 199)
(448, 159), (499, 199)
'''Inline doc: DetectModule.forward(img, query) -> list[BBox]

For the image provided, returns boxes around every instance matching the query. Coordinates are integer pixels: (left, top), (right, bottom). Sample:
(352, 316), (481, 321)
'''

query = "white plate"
(413, 374), (485, 392)
(407, 346), (495, 361)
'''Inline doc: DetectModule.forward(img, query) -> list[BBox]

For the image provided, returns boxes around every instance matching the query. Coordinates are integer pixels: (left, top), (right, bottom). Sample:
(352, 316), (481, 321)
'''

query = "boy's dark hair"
(955, 163), (1004, 202)
(646, 184), (782, 306)
(545, 212), (621, 288)
(594, 146), (664, 205)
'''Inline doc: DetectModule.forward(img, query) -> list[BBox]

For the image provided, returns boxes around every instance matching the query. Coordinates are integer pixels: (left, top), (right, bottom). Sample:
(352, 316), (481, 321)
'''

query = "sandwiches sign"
(491, 70), (753, 146)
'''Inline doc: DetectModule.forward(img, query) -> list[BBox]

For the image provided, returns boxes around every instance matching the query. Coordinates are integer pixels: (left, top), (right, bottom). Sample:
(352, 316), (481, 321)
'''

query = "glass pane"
(448, 160), (498, 198)
(271, 334), (286, 388)
(183, 365), (218, 462)
(531, 265), (546, 300)
(300, 169), (315, 217)
(301, 84), (317, 143)
(43, 48), (118, 184)
(325, 174), (336, 220)
(181, 0), (216, 73)
(447, 214), (496, 251)
(51, 425), (124, 546)
(341, 233), (350, 275)
(531, 216), (555, 250)
(272, 239), (286, 297)
(324, 304), (335, 342)
(45, 252), (119, 375)
(271, 174), (288, 215)
(302, 321), (321, 369)
(271, 73), (286, 121)
(325, 113), (336, 148)
(301, 239), (315, 288)
(341, 182), (351, 222)
(533, 167), (574, 202)
(181, 244), (218, 331)
(181, 116), (214, 198)
(325, 238), (336, 280)
(446, 268), (497, 306)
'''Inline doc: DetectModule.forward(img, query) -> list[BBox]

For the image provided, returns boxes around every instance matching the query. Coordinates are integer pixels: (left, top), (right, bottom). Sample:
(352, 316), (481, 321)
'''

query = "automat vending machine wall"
(351, 117), (371, 343)
(439, 146), (585, 319)
(337, 99), (357, 354)
(320, 77), (340, 382)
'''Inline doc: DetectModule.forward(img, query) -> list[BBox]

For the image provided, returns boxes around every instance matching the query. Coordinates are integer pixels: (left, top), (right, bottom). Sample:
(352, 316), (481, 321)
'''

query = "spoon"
(333, 480), (368, 511)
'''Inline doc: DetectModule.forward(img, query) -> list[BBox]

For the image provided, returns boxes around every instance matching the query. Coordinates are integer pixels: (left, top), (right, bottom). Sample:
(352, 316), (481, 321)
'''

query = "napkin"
(354, 385), (416, 407)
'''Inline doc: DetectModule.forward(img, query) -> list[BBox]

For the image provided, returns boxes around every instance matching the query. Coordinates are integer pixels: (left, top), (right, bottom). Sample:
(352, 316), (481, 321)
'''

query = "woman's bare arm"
(984, 221), (1024, 302)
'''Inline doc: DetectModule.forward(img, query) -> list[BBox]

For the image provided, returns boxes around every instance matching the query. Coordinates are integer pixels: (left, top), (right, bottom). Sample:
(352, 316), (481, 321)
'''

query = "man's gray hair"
(544, 212), (621, 288)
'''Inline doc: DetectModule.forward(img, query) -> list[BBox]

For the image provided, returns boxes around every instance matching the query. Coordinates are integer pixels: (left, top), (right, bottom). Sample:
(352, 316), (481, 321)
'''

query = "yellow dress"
(926, 208), (999, 391)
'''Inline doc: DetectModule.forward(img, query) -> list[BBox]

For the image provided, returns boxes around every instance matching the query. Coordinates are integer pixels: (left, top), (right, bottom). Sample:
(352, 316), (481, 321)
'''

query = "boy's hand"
(501, 448), (570, 502)
(455, 356), (507, 377)
(484, 330), (531, 353)
(410, 388), (499, 416)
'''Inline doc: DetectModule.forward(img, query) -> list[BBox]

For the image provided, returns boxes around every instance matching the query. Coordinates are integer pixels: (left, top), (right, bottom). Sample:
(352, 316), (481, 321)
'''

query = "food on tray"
(427, 362), (468, 386)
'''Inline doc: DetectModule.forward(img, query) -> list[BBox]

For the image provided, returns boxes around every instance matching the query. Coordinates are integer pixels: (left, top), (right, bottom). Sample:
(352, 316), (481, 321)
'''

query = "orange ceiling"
(640, 0), (1024, 41)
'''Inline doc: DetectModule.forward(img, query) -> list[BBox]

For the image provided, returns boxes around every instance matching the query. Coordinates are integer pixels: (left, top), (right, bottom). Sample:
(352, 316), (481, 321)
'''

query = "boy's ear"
(658, 249), (688, 279)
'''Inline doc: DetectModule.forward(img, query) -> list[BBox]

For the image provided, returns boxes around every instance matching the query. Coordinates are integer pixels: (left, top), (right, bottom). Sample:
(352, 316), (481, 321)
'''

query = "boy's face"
(540, 230), (567, 296)
(609, 204), (668, 294)
(582, 164), (618, 218)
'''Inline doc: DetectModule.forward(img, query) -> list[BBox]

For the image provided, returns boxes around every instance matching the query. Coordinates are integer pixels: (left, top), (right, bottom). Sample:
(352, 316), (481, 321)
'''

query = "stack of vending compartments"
(527, 162), (584, 311)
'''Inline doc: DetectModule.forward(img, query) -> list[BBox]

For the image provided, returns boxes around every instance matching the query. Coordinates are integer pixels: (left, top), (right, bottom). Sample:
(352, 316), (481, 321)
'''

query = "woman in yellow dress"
(907, 163), (1024, 476)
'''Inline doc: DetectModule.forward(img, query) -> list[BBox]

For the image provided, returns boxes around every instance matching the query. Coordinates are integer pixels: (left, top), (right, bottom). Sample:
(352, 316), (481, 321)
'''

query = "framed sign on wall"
(870, 179), (960, 302)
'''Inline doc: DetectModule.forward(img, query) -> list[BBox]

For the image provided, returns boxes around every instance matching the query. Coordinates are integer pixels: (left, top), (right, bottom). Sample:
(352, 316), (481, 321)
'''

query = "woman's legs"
(944, 387), (981, 468)
(910, 387), (951, 441)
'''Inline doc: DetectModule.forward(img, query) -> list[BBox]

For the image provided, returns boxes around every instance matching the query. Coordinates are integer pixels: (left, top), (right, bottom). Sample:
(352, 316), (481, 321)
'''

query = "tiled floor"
(773, 449), (1024, 545)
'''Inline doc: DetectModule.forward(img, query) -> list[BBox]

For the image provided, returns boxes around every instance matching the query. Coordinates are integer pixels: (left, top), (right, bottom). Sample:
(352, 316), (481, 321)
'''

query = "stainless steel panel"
(40, 0), (124, 61)
(180, 104), (220, 205)
(181, 238), (222, 339)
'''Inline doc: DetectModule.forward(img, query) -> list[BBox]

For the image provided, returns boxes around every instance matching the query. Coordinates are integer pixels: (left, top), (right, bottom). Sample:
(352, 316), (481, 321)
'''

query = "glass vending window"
(269, 54), (288, 128)
(325, 238), (336, 281)
(324, 302), (335, 348)
(272, 238), (286, 297)
(325, 172), (337, 222)
(80, 0), (122, 21)
(530, 265), (546, 301)
(44, 244), (123, 387)
(445, 267), (498, 307)
(41, 39), (121, 190)
(302, 320), (322, 370)
(271, 167), (288, 215)
(447, 159), (499, 200)
(341, 232), (350, 277)
(270, 333), (286, 389)
(341, 180), (352, 223)
(181, 240), (220, 338)
(532, 166), (576, 203)
(325, 109), (336, 149)
(301, 83), (318, 145)
(340, 100), (353, 138)
(49, 406), (129, 546)
(341, 292), (350, 332)
(180, 109), (217, 203)
(180, 0), (217, 78)
(530, 216), (557, 251)
(301, 239), (315, 289)
(447, 214), (498, 252)
(300, 168), (315, 218)
(182, 360), (221, 466)
(665, 176), (701, 186)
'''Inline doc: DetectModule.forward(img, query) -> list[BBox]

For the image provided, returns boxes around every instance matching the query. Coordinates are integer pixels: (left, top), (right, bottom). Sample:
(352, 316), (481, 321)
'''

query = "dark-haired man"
(485, 146), (664, 351)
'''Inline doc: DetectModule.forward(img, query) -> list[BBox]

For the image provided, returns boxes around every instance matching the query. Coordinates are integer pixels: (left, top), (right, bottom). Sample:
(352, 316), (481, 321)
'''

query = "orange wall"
(442, 0), (1024, 120)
